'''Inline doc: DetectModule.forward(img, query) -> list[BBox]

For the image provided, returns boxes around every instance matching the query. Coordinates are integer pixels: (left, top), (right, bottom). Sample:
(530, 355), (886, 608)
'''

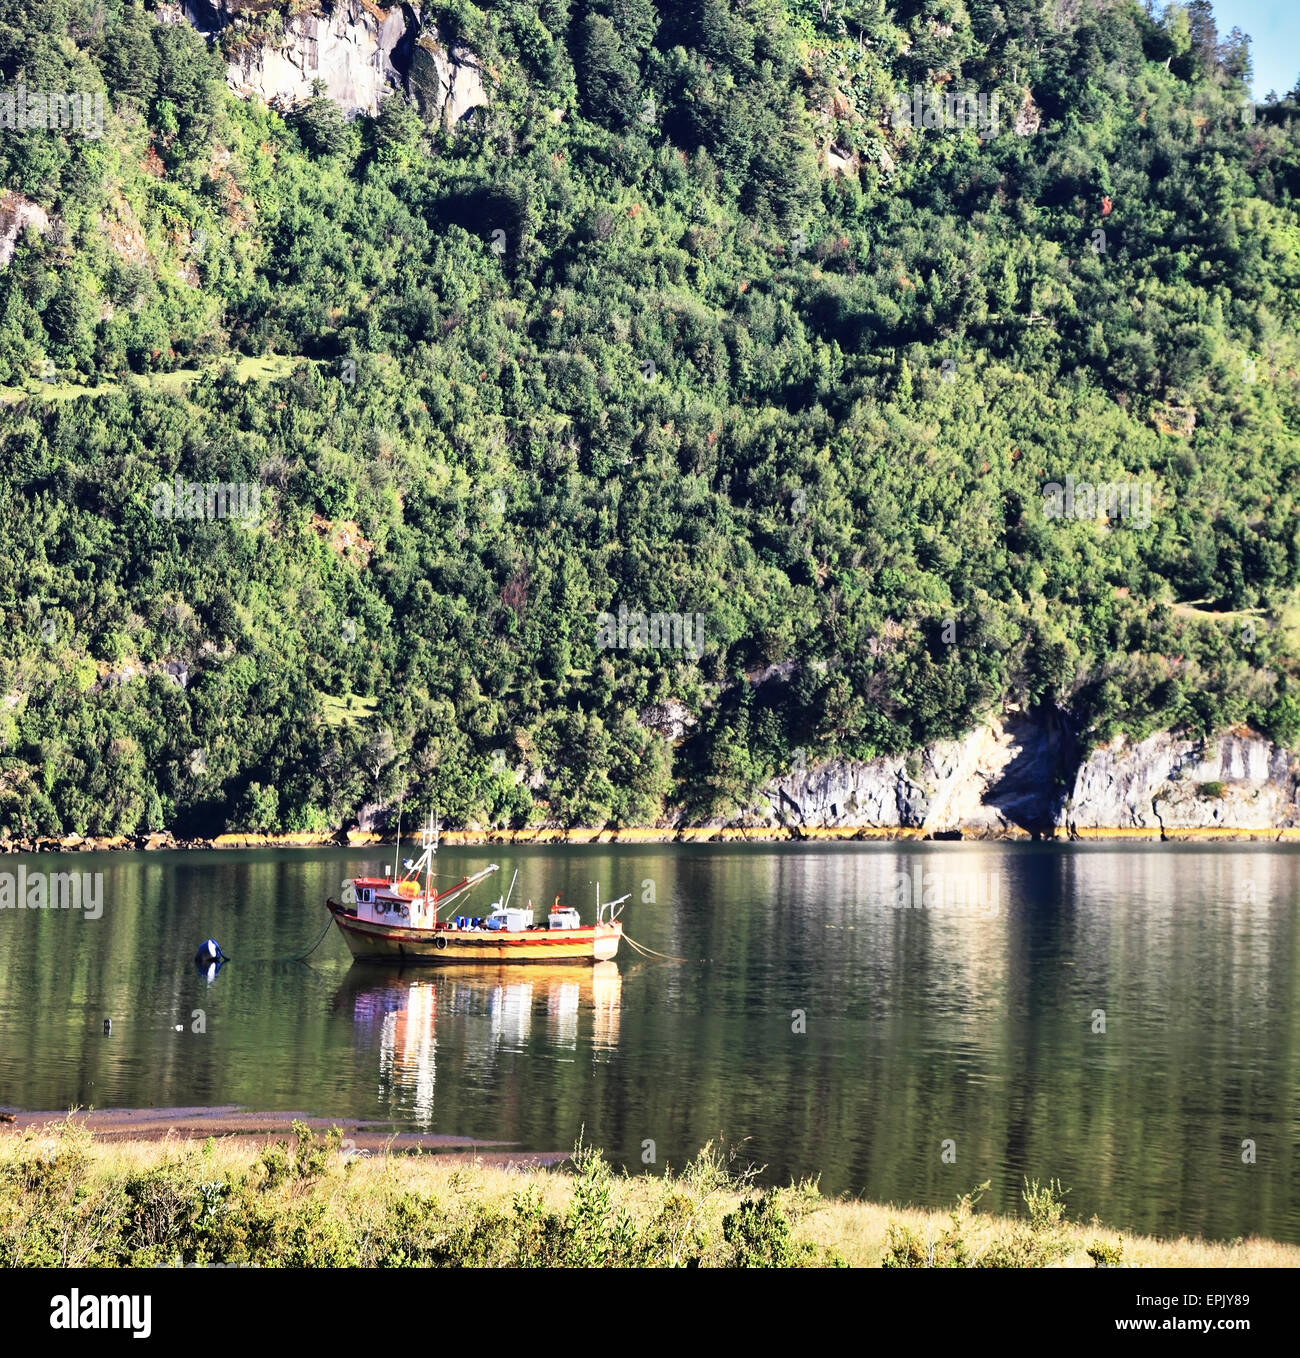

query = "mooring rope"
(621, 932), (691, 963)
(219, 914), (337, 966)
(280, 915), (337, 962)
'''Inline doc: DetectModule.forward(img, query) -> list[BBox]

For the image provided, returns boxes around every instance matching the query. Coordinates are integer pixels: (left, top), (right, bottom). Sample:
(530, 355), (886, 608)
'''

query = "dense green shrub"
(1087, 1237), (1125, 1268)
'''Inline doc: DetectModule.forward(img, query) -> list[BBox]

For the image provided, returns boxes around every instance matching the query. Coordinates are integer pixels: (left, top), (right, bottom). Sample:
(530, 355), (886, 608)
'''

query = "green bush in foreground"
(882, 1180), (985, 1269)
(0, 1121), (843, 1268)
(1087, 1237), (1126, 1268)
(883, 1177), (1105, 1269)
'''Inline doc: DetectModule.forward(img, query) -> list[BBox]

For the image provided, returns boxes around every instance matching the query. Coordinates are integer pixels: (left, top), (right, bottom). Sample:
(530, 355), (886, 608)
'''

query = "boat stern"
(594, 922), (622, 961)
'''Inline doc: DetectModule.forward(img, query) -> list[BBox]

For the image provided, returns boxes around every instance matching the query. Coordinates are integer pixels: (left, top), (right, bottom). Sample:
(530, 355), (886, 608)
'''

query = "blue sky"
(1208, 1), (1298, 98)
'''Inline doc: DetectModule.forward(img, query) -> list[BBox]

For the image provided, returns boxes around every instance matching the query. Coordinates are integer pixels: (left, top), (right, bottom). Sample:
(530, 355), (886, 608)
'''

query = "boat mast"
(391, 797), (403, 880)
(425, 807), (437, 905)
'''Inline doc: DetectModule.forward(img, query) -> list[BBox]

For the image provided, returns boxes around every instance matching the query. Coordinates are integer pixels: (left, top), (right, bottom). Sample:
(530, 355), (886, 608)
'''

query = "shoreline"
(0, 1107), (564, 1167)
(5, 823), (1300, 854)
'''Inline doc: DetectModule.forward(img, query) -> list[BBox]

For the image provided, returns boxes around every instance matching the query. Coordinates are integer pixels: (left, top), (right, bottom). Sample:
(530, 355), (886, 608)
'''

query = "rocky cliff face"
(739, 712), (1299, 838)
(0, 192), (51, 268)
(1064, 729), (1297, 835)
(174, 0), (486, 124)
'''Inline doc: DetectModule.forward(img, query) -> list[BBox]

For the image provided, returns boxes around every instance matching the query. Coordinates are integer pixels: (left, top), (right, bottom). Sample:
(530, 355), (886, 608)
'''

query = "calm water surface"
(1, 842), (1297, 1243)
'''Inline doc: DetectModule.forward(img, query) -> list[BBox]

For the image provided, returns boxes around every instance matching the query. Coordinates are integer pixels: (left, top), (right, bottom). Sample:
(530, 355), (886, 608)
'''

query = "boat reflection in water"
(335, 963), (623, 1121)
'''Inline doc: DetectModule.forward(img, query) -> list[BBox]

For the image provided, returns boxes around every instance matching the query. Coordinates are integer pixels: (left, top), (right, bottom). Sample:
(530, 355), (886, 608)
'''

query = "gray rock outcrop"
(0, 192), (51, 268)
(732, 711), (1298, 838)
(1065, 729), (1297, 834)
(175, 1), (486, 123)
(746, 708), (1075, 836)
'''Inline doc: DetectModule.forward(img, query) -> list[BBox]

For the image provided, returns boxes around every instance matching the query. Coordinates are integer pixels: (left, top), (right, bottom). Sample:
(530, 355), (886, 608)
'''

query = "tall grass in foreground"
(1, 1120), (1295, 1268)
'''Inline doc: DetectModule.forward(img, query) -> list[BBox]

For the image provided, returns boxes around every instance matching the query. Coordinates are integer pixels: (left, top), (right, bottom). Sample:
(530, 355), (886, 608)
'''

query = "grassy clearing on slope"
(319, 693), (381, 727)
(0, 354), (309, 404)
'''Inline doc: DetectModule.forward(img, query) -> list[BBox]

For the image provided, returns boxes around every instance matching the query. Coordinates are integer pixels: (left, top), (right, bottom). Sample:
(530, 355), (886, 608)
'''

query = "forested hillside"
(1, 0), (1299, 838)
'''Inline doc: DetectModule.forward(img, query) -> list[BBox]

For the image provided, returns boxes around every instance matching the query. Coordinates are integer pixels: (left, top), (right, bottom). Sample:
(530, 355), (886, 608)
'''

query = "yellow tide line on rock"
(9, 824), (1300, 853)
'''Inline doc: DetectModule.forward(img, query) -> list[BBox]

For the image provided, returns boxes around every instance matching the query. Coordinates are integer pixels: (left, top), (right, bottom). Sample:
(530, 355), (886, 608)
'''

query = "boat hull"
(327, 902), (621, 965)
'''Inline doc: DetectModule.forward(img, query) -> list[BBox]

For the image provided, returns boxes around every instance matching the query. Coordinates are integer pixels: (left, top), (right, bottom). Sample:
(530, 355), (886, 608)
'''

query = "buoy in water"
(103, 1019), (112, 1035)
(194, 939), (226, 969)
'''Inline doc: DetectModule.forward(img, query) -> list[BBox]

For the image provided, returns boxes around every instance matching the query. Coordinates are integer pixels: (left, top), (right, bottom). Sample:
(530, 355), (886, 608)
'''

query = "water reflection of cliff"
(336, 964), (622, 1117)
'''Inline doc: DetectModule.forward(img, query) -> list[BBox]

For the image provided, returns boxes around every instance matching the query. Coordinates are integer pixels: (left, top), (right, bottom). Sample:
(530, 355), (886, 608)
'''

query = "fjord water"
(1, 842), (1297, 1245)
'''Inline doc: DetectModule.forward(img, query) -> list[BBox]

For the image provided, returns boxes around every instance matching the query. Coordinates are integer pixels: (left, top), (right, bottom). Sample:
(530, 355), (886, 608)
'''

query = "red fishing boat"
(326, 814), (626, 965)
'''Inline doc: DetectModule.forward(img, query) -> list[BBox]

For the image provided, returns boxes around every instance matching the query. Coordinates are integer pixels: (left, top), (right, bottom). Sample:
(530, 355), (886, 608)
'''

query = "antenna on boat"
(391, 796), (404, 880)
(425, 806), (437, 905)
